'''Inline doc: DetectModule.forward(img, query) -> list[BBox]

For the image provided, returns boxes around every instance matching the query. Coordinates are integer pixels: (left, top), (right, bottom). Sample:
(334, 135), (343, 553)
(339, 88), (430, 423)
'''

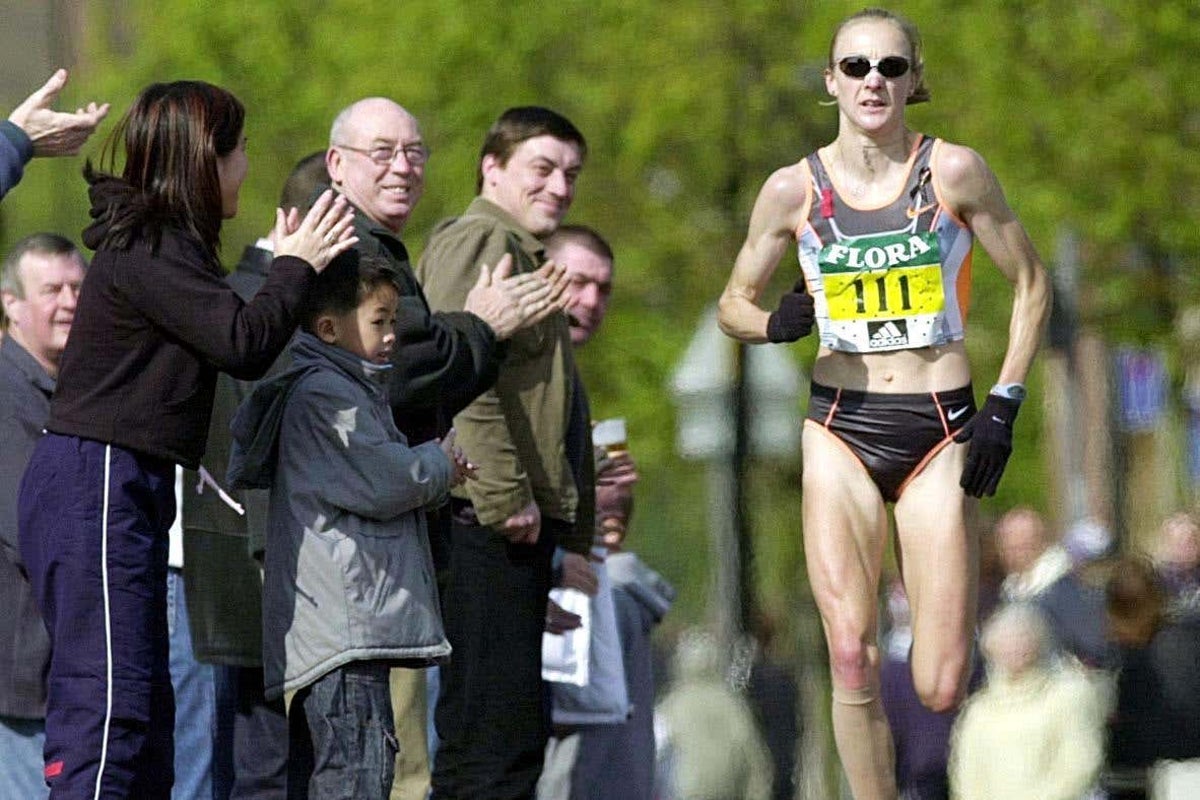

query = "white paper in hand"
(541, 587), (590, 686)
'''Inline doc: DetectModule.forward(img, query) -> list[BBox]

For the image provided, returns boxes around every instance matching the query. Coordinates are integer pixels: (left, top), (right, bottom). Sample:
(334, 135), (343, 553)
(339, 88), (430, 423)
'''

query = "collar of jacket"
(341, 197), (411, 261)
(1, 334), (55, 397)
(462, 196), (547, 262)
(236, 243), (274, 277)
(290, 330), (393, 396)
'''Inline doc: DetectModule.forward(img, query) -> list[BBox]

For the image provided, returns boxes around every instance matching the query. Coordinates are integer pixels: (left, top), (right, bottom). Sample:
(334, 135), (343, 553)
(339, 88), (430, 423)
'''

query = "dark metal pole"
(732, 341), (754, 636)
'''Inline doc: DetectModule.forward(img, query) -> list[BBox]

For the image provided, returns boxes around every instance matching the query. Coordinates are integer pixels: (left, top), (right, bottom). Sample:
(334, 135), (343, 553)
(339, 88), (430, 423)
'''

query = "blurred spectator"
(655, 629), (772, 800)
(950, 603), (1106, 800)
(1152, 511), (1200, 615)
(994, 507), (1111, 667)
(744, 610), (799, 800)
(1104, 555), (1200, 800)
(0, 233), (84, 799)
(537, 225), (675, 800)
(880, 580), (980, 800)
(2, 69), (108, 200)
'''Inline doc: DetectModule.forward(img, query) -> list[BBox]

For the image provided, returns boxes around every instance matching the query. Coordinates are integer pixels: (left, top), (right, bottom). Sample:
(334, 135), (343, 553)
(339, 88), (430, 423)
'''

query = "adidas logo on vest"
(867, 319), (909, 348)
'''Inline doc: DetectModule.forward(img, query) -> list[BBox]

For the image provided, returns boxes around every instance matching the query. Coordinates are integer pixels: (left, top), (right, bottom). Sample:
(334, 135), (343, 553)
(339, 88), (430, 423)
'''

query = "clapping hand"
(272, 190), (358, 272)
(464, 254), (572, 340)
(438, 429), (477, 488)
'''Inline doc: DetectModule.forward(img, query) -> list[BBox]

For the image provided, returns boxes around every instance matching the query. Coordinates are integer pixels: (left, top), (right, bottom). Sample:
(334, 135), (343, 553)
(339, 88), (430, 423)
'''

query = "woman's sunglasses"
(836, 56), (911, 79)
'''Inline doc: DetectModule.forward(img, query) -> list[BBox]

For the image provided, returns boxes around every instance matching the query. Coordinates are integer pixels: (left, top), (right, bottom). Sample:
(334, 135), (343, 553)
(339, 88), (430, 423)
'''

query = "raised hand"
(766, 278), (815, 343)
(8, 69), (109, 157)
(272, 190), (358, 272)
(463, 255), (570, 340)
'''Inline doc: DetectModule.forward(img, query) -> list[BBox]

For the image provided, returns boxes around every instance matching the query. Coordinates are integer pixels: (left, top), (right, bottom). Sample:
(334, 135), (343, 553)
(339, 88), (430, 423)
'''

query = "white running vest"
(796, 136), (974, 353)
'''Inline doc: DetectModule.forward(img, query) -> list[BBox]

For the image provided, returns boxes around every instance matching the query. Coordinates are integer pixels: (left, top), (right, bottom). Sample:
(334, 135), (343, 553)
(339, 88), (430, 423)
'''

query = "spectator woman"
(17, 80), (355, 798)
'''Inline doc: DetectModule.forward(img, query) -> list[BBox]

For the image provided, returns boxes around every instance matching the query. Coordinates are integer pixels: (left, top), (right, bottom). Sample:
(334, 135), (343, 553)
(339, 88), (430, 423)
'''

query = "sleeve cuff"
(0, 120), (35, 164)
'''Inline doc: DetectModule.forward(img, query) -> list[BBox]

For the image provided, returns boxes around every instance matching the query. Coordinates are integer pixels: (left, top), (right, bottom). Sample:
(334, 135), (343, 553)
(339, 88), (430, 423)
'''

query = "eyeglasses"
(336, 142), (429, 167)
(836, 55), (911, 79)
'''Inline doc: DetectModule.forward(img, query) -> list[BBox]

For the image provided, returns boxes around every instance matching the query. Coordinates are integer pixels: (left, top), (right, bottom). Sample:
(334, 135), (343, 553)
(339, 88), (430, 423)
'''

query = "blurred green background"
(3, 0), (1200, 634)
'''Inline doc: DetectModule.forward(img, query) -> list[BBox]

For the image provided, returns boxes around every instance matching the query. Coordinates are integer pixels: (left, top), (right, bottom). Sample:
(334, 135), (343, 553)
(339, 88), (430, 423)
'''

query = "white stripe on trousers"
(94, 444), (115, 800)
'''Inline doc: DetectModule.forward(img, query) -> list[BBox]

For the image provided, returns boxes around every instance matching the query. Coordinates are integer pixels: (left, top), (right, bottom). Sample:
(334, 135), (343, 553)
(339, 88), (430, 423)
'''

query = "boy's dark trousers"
(287, 661), (396, 799)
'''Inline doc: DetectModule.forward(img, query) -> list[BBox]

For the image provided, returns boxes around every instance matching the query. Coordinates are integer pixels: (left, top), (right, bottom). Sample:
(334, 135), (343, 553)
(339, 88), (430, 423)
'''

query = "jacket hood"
(606, 551), (675, 622)
(81, 174), (154, 251)
(227, 331), (392, 489)
(81, 172), (214, 264)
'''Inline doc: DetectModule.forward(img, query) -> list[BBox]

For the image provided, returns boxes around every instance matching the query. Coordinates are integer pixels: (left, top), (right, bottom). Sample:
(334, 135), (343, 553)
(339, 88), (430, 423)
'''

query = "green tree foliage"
(3, 0), (1195, 622)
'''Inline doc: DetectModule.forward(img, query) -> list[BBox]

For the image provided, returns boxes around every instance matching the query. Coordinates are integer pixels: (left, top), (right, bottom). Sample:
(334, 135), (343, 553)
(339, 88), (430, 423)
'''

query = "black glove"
(766, 279), (815, 343)
(952, 393), (1022, 498)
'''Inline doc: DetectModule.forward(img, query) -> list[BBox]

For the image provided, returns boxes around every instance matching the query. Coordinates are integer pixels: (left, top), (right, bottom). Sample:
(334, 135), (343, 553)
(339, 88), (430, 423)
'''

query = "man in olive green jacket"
(417, 106), (595, 800)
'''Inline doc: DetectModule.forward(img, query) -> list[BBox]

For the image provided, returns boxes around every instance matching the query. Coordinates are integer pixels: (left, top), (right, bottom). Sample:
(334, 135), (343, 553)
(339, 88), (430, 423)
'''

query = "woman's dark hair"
(829, 8), (931, 105)
(86, 81), (245, 264)
(301, 252), (401, 332)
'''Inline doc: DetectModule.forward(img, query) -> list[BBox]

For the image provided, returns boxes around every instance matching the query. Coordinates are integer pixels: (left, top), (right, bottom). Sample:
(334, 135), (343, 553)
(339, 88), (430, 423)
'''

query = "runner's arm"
(937, 144), (1051, 386)
(718, 164), (810, 343)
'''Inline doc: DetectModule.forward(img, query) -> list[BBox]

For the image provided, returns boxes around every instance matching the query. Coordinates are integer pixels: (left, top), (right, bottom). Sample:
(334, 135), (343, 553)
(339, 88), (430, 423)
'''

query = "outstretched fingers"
(275, 191), (358, 271)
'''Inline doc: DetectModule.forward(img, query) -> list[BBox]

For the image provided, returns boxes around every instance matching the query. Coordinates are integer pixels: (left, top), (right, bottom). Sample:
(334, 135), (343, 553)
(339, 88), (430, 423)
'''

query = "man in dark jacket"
(326, 97), (568, 800)
(0, 233), (85, 797)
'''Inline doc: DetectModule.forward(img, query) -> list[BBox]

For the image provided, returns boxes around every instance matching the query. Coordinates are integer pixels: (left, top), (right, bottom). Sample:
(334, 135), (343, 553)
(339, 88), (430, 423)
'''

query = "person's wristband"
(990, 383), (1026, 402)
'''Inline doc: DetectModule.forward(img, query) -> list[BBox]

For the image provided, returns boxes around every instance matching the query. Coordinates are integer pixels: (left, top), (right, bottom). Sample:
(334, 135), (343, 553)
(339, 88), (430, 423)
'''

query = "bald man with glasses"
(321, 97), (569, 800)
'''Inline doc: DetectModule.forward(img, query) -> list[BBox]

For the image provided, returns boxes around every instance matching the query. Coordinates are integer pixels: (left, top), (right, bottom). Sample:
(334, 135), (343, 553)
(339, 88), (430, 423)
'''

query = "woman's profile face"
(217, 134), (248, 219)
(825, 19), (917, 134)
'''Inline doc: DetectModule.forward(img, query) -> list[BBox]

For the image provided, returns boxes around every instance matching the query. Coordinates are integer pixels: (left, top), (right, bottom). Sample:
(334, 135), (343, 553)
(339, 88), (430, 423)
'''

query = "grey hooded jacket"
(228, 331), (453, 700)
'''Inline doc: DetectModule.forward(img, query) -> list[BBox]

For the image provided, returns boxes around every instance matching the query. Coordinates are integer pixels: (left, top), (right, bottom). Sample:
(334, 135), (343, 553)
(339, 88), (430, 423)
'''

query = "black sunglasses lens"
(839, 57), (871, 78)
(837, 56), (910, 79)
(878, 57), (910, 78)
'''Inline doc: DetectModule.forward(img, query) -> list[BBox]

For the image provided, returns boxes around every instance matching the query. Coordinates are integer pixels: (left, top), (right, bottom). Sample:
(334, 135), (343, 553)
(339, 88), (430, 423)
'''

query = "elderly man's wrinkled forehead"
(331, 98), (421, 147)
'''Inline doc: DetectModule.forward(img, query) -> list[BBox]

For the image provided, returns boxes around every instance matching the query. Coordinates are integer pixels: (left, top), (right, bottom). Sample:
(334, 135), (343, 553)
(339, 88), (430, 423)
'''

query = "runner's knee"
(912, 657), (967, 713)
(828, 634), (874, 692)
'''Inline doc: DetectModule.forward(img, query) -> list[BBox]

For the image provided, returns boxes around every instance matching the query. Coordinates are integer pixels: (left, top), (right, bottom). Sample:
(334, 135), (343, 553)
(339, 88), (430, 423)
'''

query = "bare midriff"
(811, 339), (971, 394)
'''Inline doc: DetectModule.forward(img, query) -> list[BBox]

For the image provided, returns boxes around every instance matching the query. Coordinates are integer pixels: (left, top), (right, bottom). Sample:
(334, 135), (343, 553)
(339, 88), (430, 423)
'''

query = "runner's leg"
(893, 442), (977, 712)
(802, 423), (896, 800)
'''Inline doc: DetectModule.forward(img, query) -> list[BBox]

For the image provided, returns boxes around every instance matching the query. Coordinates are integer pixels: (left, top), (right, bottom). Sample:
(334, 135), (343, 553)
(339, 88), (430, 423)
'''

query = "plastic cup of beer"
(591, 418), (627, 457)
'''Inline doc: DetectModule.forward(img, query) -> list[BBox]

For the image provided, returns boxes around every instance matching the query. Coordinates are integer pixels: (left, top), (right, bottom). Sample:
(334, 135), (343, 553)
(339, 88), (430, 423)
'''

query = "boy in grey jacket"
(228, 254), (472, 798)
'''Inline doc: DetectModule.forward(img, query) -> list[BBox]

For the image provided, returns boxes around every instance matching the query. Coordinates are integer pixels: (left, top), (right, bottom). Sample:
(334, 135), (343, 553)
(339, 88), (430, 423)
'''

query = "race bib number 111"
(819, 232), (944, 322)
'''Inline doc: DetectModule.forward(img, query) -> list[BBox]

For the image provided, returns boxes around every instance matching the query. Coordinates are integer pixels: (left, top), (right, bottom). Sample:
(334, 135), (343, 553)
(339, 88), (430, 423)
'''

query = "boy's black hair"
(300, 251), (401, 332)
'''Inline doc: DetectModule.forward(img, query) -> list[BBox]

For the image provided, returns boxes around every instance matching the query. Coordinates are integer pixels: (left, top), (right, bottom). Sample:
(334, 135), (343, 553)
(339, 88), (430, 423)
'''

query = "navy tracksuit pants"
(19, 433), (176, 799)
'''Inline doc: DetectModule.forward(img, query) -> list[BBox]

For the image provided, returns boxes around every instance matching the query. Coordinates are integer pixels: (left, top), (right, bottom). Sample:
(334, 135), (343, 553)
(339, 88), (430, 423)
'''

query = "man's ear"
(480, 153), (500, 189)
(1, 290), (19, 324)
(314, 313), (339, 345)
(326, 147), (344, 186)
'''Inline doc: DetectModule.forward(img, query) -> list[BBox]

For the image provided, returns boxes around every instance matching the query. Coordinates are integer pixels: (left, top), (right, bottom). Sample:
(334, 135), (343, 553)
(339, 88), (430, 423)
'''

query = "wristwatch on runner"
(990, 383), (1027, 402)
